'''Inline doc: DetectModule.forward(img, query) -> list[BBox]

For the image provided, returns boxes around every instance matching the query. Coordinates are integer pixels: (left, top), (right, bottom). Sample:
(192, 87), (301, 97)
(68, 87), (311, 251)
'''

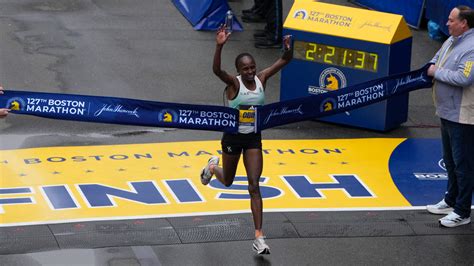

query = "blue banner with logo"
(1, 65), (433, 133)
(172, 0), (243, 31)
(257, 64), (433, 131)
(0, 90), (239, 133)
(351, 0), (425, 28)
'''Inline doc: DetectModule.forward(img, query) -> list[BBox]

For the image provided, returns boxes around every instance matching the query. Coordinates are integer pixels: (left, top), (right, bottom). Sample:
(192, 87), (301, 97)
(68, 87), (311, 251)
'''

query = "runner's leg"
(243, 148), (264, 237)
(212, 152), (240, 187)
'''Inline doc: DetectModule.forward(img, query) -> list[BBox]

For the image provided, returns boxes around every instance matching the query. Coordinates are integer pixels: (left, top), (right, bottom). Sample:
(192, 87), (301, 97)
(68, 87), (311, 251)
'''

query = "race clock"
(281, 1), (412, 131)
(293, 41), (379, 72)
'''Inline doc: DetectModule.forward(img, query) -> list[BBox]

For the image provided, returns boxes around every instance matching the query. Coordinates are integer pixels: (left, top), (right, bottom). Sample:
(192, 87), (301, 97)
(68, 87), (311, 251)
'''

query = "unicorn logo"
(9, 100), (20, 110)
(293, 9), (307, 19)
(6, 97), (26, 111)
(325, 74), (339, 90)
(438, 159), (446, 171)
(323, 101), (333, 111)
(320, 98), (337, 112)
(319, 67), (347, 91)
(158, 109), (177, 123)
(163, 112), (173, 122)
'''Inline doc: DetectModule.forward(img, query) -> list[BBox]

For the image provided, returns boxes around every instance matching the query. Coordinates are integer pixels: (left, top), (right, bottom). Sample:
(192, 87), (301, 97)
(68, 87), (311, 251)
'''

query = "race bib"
(239, 105), (256, 125)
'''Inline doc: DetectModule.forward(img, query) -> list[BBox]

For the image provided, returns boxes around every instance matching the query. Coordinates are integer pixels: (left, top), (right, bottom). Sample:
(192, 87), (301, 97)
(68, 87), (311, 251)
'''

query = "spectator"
(426, 6), (474, 228)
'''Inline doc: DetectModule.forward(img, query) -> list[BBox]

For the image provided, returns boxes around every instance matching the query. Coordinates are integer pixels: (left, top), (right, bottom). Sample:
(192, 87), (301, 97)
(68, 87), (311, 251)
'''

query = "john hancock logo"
(158, 109), (178, 123)
(6, 97), (26, 111)
(319, 67), (347, 91)
(293, 9), (307, 19)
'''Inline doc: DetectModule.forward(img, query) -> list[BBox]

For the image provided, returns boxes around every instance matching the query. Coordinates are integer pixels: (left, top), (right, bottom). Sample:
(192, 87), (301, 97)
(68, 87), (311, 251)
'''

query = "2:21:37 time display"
(293, 40), (379, 72)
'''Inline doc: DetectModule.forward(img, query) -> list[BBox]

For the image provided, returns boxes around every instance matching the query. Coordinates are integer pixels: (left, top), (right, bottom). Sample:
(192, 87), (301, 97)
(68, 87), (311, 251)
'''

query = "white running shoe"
(200, 156), (219, 185)
(253, 236), (270, 255)
(439, 212), (471, 228)
(426, 199), (453, 215)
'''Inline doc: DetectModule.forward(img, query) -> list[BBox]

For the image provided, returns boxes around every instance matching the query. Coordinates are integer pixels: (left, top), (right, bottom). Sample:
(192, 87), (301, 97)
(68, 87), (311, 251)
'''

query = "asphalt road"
(2, 0), (472, 265)
(0, 0), (442, 151)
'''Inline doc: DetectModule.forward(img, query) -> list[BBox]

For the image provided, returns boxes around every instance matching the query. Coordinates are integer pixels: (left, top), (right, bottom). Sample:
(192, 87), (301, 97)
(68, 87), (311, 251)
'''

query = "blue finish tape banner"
(257, 64), (433, 131)
(1, 65), (433, 132)
(351, 0), (425, 28)
(0, 90), (239, 133)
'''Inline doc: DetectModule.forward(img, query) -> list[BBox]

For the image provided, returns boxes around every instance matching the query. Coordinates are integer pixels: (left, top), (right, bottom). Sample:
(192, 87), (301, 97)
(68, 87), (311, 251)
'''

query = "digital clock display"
(293, 41), (379, 72)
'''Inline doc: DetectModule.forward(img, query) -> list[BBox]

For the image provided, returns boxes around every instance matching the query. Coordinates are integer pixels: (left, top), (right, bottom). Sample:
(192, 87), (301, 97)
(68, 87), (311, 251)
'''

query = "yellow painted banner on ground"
(0, 139), (411, 227)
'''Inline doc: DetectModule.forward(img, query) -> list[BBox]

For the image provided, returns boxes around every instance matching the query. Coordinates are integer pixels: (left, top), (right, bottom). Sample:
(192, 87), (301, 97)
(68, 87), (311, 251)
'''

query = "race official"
(426, 6), (474, 228)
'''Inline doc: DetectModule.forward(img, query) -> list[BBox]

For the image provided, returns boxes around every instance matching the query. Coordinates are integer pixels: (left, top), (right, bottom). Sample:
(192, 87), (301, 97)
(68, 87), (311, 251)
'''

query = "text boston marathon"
(26, 98), (86, 115)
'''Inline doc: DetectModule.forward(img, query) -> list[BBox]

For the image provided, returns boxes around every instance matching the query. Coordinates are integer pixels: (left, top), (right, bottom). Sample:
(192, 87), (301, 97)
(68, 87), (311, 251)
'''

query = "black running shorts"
(221, 132), (262, 155)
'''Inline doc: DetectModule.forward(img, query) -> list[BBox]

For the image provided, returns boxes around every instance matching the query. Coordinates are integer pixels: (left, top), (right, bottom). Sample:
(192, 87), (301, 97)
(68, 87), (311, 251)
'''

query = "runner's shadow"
(253, 255), (271, 266)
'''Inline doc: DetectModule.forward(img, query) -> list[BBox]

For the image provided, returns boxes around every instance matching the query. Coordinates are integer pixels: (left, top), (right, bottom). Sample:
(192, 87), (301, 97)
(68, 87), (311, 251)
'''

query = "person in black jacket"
(242, 0), (283, 49)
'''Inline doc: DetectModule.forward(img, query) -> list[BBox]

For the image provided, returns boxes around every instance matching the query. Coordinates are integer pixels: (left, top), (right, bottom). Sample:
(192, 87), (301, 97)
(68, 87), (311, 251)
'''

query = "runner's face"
(237, 56), (256, 82)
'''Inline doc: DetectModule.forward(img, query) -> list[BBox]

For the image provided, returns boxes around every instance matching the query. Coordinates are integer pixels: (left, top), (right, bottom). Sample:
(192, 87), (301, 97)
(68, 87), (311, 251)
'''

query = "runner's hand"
(0, 86), (10, 118)
(282, 35), (292, 51)
(0, 108), (9, 118)
(216, 25), (231, 46)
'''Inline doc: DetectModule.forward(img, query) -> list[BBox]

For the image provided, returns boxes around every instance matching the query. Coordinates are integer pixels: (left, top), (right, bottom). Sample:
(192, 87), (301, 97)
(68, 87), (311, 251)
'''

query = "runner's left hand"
(282, 35), (292, 51)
